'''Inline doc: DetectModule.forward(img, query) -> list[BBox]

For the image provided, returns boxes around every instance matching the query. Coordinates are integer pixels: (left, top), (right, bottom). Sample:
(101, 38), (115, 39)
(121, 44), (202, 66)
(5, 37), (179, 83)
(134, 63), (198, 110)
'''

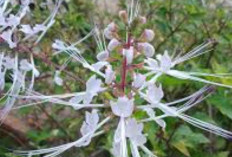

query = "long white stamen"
(173, 41), (214, 65)
(14, 116), (110, 156)
(167, 70), (232, 88)
(120, 118), (128, 157)
(130, 141), (141, 157)
(140, 145), (157, 157)
(180, 114), (232, 139)
(54, 30), (94, 56)
(187, 72), (232, 78)
(35, 0), (62, 44)
(0, 54), (21, 125)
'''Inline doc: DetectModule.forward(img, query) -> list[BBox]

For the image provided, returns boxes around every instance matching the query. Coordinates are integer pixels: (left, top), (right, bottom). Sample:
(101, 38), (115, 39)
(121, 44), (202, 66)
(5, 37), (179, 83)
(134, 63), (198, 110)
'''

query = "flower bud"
(104, 28), (114, 40)
(142, 29), (155, 42)
(119, 10), (128, 23)
(108, 38), (121, 51)
(107, 22), (116, 31)
(97, 50), (109, 61)
(138, 42), (155, 57)
(139, 16), (147, 24)
(104, 22), (117, 40)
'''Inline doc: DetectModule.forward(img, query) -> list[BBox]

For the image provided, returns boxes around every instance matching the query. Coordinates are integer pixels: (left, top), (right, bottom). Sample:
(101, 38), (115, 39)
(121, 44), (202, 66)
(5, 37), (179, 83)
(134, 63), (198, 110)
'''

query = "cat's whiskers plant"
(0, 0), (231, 157)
(0, 0), (62, 124)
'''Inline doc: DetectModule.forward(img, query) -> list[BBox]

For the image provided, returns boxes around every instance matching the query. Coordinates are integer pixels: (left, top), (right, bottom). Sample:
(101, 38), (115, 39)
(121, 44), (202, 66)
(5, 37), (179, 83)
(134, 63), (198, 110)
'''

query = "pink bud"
(108, 38), (121, 51)
(139, 16), (147, 24)
(107, 22), (116, 32)
(97, 50), (109, 61)
(119, 10), (128, 22)
(104, 22), (117, 40)
(138, 42), (155, 57)
(143, 29), (155, 42)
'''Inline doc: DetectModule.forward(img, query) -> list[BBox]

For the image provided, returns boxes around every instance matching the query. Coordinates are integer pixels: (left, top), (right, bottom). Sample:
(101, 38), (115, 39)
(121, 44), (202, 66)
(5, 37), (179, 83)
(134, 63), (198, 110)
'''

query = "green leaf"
(172, 140), (190, 157)
(171, 125), (210, 156)
(208, 90), (232, 120)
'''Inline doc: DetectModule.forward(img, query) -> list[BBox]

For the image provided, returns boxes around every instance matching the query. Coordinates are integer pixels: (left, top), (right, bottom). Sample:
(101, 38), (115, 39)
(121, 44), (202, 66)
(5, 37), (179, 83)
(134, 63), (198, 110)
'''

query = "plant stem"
(121, 57), (127, 93)
(121, 33), (131, 94)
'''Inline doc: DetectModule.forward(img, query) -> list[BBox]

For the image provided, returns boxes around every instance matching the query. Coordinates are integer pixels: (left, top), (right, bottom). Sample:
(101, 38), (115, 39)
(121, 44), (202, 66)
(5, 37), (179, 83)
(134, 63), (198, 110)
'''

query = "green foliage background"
(1, 0), (232, 156)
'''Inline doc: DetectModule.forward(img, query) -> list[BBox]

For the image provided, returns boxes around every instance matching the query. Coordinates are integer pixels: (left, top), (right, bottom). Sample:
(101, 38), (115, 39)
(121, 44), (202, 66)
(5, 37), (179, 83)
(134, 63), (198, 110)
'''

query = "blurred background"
(1, 0), (232, 156)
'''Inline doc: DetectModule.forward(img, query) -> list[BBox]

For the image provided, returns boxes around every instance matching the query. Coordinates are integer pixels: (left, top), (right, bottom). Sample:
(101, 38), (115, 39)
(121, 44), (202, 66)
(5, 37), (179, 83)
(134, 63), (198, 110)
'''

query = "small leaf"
(172, 140), (190, 157)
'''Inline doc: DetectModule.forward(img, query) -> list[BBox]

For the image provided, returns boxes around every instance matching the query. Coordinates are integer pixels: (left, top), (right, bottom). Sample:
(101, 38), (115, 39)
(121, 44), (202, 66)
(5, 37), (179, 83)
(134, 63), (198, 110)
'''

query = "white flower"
(145, 50), (172, 73)
(111, 96), (134, 117)
(6, 14), (20, 27)
(122, 46), (134, 65)
(86, 75), (104, 96)
(20, 24), (46, 35)
(0, 30), (16, 49)
(105, 65), (115, 84)
(125, 119), (143, 137)
(3, 56), (15, 69)
(69, 95), (83, 104)
(69, 75), (104, 105)
(125, 119), (146, 145)
(158, 50), (173, 72)
(0, 17), (6, 26)
(21, 0), (31, 6)
(132, 73), (146, 89)
(145, 58), (159, 72)
(52, 39), (66, 50)
(145, 44), (232, 88)
(84, 75), (104, 104)
(20, 59), (32, 71)
(54, 71), (63, 86)
(20, 25), (34, 34)
(79, 110), (99, 146)
(33, 24), (46, 32)
(20, 59), (40, 77)
(91, 61), (108, 72)
(147, 84), (164, 104)
(108, 38), (121, 51)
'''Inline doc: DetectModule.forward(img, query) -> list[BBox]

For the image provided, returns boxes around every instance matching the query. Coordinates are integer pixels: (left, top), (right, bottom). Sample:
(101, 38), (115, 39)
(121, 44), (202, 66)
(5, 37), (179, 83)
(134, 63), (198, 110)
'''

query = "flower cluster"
(1, 0), (232, 157)
(0, 0), (62, 123)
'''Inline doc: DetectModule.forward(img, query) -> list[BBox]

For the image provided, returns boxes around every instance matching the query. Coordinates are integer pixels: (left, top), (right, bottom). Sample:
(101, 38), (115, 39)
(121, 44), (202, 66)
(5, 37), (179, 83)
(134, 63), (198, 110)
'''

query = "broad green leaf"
(208, 90), (232, 120)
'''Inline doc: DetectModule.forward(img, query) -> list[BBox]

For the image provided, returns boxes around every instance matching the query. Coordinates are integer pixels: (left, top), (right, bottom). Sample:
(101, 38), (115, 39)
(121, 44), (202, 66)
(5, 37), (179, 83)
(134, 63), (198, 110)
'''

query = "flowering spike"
(3, 1), (232, 156)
